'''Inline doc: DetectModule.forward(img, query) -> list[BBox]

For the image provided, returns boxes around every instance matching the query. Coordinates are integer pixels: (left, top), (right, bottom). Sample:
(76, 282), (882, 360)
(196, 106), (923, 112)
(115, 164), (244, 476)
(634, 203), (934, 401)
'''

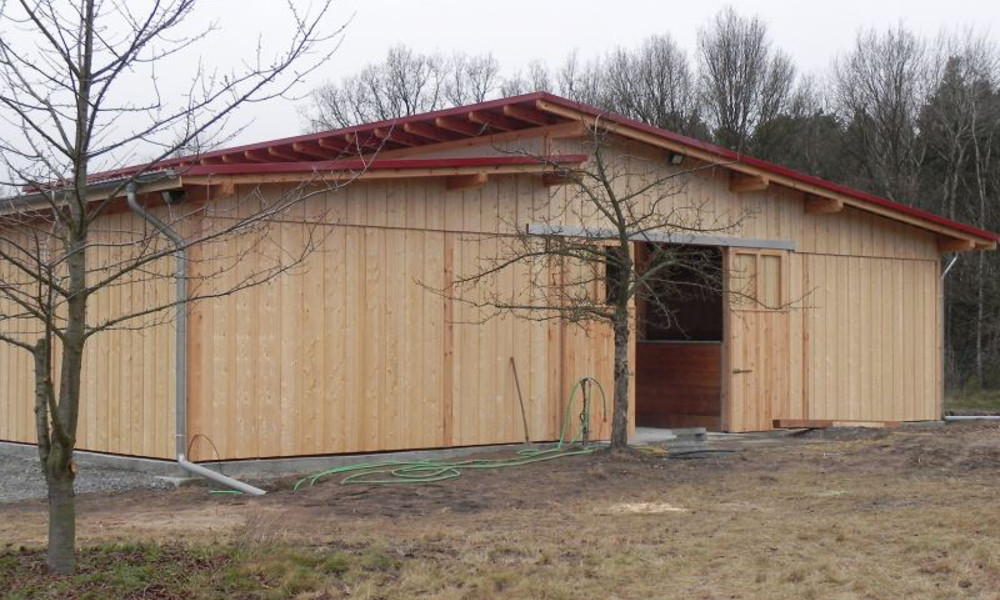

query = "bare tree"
(833, 25), (930, 202)
(603, 35), (703, 136)
(444, 52), (502, 106)
(443, 128), (751, 450)
(305, 44), (446, 130)
(499, 60), (553, 97)
(0, 0), (342, 574)
(697, 7), (796, 152)
(922, 31), (1000, 387)
(554, 50), (605, 107)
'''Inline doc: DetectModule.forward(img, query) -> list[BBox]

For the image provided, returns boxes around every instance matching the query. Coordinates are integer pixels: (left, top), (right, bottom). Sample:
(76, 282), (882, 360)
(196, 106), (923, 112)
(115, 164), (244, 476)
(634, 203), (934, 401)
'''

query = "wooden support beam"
(403, 122), (453, 142)
(804, 195), (844, 215)
(316, 137), (349, 153)
(445, 172), (488, 190)
(243, 149), (270, 163)
(773, 419), (901, 429)
(267, 146), (302, 161)
(219, 179), (237, 197)
(547, 121), (589, 139)
(291, 142), (333, 160)
(937, 237), (976, 252)
(729, 173), (770, 193)
(220, 154), (246, 164)
(374, 127), (422, 147)
(502, 104), (554, 126)
(435, 116), (483, 137)
(468, 110), (521, 132)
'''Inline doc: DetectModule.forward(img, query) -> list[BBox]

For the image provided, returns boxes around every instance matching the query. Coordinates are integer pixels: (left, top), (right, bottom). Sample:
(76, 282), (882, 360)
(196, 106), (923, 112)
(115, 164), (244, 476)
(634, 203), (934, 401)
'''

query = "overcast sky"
(3, 0), (1000, 175)
(202, 0), (1000, 145)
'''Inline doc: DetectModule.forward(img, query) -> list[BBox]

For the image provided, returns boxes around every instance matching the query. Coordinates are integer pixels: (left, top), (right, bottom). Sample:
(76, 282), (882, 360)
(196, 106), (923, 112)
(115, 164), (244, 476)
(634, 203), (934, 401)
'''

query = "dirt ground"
(3, 422), (1000, 599)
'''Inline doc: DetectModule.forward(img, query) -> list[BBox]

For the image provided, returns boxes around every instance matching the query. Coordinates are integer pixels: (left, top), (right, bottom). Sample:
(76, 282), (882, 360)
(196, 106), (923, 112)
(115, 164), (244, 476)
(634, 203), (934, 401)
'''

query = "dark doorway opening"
(630, 243), (724, 430)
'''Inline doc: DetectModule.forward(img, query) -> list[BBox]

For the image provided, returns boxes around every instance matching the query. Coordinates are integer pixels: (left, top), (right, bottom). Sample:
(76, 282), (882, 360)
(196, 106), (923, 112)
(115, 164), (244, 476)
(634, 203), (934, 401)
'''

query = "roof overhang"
(529, 95), (997, 251)
(75, 91), (996, 251)
(1, 172), (183, 216)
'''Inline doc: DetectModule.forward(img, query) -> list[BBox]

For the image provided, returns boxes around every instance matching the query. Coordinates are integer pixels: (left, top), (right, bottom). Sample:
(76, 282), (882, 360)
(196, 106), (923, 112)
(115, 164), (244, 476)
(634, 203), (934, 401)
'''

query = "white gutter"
(125, 184), (265, 496)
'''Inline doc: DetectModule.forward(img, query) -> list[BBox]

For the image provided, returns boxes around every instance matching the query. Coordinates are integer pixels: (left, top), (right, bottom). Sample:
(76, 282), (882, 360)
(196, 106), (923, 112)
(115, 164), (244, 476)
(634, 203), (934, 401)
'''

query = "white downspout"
(126, 184), (265, 496)
(940, 254), (959, 422)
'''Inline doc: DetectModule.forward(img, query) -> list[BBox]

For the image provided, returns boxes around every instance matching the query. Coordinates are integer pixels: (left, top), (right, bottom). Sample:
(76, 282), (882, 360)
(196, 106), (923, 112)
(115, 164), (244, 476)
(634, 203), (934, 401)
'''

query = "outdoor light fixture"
(667, 152), (685, 166)
(162, 189), (187, 205)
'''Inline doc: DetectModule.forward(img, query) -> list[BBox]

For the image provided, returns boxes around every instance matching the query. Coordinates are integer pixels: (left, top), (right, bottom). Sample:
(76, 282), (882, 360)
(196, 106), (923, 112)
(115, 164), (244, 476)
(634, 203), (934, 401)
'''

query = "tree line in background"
(303, 8), (1000, 394)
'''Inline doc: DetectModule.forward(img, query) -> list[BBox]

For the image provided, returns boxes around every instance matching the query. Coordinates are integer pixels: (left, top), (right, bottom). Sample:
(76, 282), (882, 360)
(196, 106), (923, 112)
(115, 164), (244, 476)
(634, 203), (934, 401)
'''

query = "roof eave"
(533, 94), (999, 249)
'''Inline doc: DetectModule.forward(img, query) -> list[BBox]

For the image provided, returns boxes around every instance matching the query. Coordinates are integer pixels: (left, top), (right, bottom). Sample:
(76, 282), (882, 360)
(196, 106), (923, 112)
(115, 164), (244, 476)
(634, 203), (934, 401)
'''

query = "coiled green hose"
(292, 377), (607, 490)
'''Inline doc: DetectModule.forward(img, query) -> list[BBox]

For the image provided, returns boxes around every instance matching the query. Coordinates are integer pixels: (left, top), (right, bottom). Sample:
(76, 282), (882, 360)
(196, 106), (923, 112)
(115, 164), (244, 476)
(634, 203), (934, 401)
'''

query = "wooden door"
(724, 249), (790, 432)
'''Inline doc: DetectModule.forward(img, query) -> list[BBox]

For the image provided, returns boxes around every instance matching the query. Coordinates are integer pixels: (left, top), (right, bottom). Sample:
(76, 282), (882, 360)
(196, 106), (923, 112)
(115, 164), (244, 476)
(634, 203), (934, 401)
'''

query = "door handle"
(732, 369), (753, 374)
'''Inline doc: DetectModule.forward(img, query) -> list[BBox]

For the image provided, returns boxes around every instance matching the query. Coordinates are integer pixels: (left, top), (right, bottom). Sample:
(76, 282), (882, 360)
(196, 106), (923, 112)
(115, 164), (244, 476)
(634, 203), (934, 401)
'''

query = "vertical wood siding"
(0, 211), (177, 458)
(0, 134), (945, 457)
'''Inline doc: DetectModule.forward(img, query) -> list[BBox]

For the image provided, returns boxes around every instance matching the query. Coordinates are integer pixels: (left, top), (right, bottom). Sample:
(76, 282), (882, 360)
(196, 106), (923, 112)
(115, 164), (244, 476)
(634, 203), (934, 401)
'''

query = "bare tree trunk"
(32, 335), (76, 575)
(610, 315), (630, 450)
(44, 461), (75, 574)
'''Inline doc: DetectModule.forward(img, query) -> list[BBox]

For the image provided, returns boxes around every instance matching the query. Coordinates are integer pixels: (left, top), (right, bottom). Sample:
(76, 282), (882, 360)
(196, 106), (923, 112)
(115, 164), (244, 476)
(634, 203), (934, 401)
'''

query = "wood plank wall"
(0, 133), (945, 458)
(0, 211), (177, 458)
(635, 342), (722, 429)
(551, 137), (941, 431)
(183, 177), (616, 460)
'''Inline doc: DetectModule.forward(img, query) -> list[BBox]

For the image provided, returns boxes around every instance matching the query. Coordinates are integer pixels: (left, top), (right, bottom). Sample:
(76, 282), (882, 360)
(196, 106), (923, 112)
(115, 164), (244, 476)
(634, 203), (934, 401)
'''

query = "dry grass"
(3, 424), (1000, 599)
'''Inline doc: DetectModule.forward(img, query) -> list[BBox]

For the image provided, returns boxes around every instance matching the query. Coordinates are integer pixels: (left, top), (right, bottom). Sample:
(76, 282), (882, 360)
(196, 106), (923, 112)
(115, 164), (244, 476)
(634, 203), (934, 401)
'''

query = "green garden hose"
(292, 376), (607, 490)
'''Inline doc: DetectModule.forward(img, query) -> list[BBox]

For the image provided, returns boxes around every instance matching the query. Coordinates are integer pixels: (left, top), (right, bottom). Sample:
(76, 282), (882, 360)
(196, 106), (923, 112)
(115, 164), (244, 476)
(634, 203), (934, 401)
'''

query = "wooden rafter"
(403, 122), (453, 142)
(729, 173), (771, 194)
(373, 127), (422, 147)
(729, 173), (770, 193)
(316, 137), (348, 153)
(468, 110), (520, 132)
(344, 132), (380, 151)
(380, 121), (586, 159)
(291, 142), (332, 160)
(435, 116), (483, 137)
(267, 146), (302, 161)
(938, 237), (976, 252)
(445, 173), (489, 190)
(502, 104), (553, 126)
(243, 149), (270, 163)
(804, 195), (844, 215)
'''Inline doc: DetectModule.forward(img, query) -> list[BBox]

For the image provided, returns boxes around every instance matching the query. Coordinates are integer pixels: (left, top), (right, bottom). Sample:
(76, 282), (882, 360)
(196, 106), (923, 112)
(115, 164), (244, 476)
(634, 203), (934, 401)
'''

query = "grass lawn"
(946, 389), (1000, 413)
(2, 423), (1000, 599)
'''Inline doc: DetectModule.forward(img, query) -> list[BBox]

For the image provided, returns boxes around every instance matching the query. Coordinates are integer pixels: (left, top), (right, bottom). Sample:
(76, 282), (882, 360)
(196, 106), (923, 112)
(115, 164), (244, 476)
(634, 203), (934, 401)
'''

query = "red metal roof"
(97, 91), (996, 243)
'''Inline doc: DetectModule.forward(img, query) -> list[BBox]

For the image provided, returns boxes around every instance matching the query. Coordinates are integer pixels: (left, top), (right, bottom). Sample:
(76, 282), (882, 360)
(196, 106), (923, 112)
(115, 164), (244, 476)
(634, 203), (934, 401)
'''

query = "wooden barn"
(1, 92), (996, 465)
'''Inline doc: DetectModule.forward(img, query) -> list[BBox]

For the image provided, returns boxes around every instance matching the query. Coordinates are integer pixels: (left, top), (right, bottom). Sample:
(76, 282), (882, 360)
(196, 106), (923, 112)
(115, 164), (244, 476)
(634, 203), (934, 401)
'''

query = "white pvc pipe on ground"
(944, 415), (1000, 421)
